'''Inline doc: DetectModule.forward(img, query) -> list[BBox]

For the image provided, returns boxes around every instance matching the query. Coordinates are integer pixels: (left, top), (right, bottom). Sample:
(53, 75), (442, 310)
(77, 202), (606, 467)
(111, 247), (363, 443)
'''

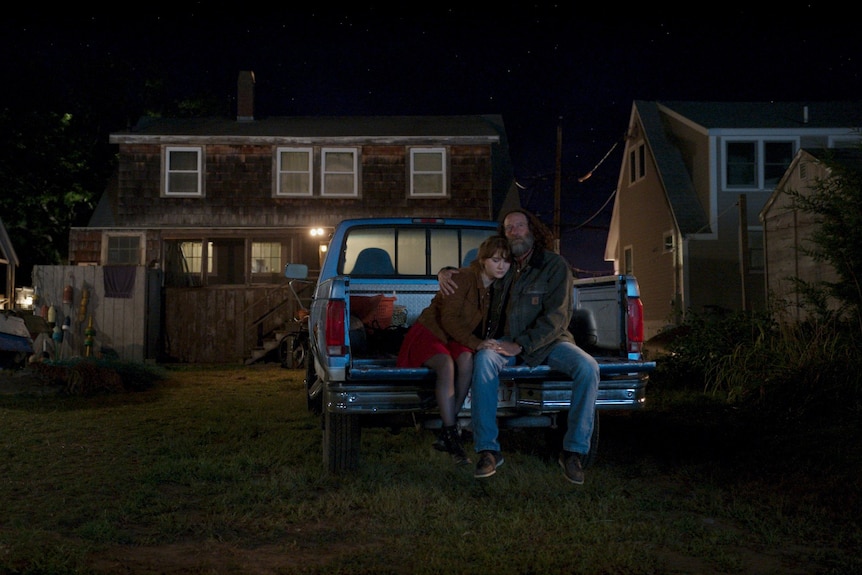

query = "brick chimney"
(237, 71), (255, 122)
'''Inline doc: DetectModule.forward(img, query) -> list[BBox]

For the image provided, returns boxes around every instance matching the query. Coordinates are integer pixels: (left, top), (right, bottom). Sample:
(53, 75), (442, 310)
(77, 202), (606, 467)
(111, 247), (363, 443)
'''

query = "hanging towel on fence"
(104, 266), (136, 298)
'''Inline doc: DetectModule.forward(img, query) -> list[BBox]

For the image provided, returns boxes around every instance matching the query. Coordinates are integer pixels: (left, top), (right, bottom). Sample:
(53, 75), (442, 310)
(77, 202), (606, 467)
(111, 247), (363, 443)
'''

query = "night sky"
(3, 6), (861, 274)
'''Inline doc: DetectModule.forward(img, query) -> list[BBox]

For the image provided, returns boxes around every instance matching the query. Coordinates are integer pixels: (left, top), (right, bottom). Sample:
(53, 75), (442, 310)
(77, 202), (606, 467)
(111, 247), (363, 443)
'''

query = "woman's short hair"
(476, 235), (511, 263)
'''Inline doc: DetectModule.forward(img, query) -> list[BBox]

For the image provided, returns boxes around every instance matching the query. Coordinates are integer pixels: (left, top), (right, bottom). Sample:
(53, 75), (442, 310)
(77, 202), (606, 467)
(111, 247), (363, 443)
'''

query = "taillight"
(627, 297), (644, 355)
(326, 300), (346, 356)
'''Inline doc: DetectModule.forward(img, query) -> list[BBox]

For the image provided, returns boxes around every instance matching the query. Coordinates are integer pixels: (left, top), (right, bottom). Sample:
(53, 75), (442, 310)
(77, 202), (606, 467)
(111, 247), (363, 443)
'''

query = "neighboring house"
(0, 217), (18, 310)
(60, 71), (518, 363)
(605, 100), (862, 339)
(760, 147), (862, 323)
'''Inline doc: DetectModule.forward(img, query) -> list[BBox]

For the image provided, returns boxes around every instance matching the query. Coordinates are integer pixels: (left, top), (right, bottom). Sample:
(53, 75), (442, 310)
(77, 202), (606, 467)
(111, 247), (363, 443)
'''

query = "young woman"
(396, 235), (512, 464)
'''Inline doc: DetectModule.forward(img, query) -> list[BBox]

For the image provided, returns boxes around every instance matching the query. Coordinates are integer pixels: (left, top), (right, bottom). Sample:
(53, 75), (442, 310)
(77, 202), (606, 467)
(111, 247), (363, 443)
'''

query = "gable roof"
(635, 101), (709, 235)
(762, 146), (862, 220)
(0, 217), (18, 267)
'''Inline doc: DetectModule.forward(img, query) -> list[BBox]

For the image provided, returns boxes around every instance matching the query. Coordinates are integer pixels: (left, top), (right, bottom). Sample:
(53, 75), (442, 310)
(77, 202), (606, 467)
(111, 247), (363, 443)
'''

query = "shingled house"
(56, 71), (518, 363)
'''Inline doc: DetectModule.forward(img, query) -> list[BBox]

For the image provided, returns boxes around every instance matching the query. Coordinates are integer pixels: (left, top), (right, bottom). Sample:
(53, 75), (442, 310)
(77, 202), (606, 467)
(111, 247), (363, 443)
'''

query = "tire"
(305, 358), (322, 415)
(324, 411), (361, 473)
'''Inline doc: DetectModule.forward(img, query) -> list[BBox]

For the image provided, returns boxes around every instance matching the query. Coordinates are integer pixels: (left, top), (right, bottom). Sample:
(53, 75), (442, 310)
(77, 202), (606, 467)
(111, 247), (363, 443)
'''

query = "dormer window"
(321, 148), (359, 197)
(164, 146), (203, 197)
(276, 147), (313, 196)
(410, 148), (447, 197)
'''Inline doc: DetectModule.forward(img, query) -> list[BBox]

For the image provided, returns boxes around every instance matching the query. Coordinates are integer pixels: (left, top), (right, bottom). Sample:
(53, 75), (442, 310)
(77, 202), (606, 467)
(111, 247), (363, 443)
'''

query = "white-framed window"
(724, 140), (795, 190)
(164, 146), (203, 197)
(103, 232), (144, 265)
(251, 242), (282, 275)
(629, 142), (646, 184)
(623, 245), (633, 275)
(662, 231), (674, 254)
(276, 147), (313, 196)
(410, 148), (447, 197)
(321, 148), (358, 197)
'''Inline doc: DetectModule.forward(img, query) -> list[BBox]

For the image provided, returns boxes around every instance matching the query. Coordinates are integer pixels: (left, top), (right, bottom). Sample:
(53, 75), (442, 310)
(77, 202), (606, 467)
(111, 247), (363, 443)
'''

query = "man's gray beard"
(509, 234), (534, 257)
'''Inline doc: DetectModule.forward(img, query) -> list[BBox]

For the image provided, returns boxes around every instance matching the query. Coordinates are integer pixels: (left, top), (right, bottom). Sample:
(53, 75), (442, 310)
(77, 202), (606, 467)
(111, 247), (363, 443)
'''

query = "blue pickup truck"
(287, 217), (655, 473)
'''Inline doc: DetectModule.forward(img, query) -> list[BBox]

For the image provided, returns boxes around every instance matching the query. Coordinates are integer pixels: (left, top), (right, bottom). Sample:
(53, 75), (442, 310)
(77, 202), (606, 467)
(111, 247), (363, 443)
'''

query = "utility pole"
(738, 194), (750, 311)
(554, 117), (562, 254)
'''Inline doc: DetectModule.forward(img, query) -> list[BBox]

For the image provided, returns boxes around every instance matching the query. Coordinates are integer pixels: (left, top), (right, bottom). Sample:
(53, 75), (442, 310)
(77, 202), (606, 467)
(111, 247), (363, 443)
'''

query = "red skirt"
(396, 323), (472, 368)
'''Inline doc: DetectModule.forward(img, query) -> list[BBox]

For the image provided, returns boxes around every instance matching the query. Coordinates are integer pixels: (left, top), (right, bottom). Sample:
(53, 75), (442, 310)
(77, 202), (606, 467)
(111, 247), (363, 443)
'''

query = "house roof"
(654, 101), (862, 130)
(635, 101), (710, 235)
(111, 114), (507, 142)
(0, 217), (18, 267)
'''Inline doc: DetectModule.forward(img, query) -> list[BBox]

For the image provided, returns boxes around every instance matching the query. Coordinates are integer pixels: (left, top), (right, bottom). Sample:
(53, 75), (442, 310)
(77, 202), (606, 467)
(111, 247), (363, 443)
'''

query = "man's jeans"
(471, 341), (600, 455)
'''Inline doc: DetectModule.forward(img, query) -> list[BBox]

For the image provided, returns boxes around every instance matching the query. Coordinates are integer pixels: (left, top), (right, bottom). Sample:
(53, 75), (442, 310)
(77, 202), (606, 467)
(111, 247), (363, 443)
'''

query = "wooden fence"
(31, 265), (156, 362)
(32, 265), (301, 364)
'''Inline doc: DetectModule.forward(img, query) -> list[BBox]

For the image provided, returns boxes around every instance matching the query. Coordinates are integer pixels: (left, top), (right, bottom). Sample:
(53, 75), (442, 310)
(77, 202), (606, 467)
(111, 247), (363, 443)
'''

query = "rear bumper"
(325, 360), (653, 415)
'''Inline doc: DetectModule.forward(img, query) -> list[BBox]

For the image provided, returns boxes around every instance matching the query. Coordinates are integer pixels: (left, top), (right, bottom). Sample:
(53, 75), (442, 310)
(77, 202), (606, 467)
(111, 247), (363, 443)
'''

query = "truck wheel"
(305, 360), (322, 415)
(324, 411), (361, 473)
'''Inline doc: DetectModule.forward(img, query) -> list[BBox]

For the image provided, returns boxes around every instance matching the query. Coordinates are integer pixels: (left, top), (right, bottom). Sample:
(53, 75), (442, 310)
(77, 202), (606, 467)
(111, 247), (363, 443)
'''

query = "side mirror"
(284, 263), (309, 279)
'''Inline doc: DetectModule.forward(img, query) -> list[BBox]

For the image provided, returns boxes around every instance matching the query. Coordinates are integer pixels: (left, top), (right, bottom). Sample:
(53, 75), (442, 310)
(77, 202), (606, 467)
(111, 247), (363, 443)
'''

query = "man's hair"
(498, 209), (554, 252)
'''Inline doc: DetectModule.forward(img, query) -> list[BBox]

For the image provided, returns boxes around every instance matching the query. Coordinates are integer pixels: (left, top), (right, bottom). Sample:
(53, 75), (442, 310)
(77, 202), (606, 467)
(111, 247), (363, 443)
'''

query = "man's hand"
(437, 268), (460, 296)
(478, 339), (520, 356)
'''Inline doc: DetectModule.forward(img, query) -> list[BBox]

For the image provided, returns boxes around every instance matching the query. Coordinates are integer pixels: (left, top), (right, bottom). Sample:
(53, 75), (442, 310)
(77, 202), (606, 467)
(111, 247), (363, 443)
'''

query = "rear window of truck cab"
(341, 225), (496, 276)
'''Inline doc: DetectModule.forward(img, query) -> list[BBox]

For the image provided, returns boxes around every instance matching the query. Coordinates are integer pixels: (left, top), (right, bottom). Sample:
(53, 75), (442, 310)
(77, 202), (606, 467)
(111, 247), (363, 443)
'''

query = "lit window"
(276, 148), (313, 196)
(164, 147), (203, 196)
(321, 148), (358, 197)
(251, 242), (282, 275)
(410, 148), (447, 197)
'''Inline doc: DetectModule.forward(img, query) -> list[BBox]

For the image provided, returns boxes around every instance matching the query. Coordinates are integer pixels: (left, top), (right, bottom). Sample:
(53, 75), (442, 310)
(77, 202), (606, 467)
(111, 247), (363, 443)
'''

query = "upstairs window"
(276, 147), (313, 196)
(321, 148), (358, 197)
(763, 142), (794, 187)
(410, 148), (447, 197)
(628, 142), (646, 184)
(726, 142), (756, 187)
(725, 140), (795, 190)
(164, 147), (203, 197)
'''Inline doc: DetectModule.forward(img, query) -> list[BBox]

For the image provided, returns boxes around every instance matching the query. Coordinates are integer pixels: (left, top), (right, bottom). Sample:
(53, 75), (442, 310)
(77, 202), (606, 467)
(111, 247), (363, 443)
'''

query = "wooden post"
(554, 118), (562, 254)
(738, 194), (750, 311)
